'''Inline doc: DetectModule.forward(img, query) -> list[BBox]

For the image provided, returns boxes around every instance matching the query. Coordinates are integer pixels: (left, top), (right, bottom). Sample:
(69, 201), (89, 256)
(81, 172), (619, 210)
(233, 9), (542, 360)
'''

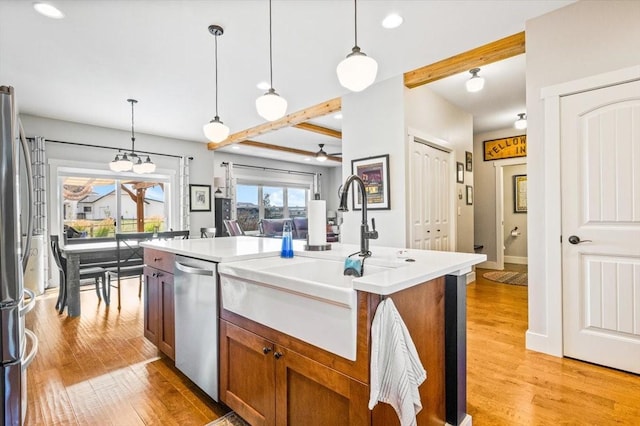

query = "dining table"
(59, 240), (137, 317)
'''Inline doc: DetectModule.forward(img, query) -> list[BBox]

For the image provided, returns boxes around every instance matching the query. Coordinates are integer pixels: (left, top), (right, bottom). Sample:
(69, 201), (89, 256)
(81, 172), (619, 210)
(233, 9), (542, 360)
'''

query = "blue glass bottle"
(281, 221), (294, 258)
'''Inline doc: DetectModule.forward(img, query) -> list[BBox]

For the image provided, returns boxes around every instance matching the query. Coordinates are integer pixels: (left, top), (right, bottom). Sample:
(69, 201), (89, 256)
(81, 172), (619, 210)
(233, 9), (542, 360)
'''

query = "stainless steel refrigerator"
(1, 85), (38, 425)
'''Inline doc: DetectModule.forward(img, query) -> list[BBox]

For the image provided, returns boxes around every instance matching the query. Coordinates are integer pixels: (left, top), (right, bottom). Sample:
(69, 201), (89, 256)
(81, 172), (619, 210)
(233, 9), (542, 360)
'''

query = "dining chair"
(223, 220), (244, 236)
(200, 227), (216, 238)
(105, 232), (151, 309)
(105, 231), (190, 309)
(50, 235), (106, 314)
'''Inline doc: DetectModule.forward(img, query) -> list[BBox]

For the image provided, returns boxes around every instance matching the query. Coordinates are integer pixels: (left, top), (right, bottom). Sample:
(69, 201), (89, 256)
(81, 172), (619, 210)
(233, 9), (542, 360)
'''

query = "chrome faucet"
(338, 175), (379, 256)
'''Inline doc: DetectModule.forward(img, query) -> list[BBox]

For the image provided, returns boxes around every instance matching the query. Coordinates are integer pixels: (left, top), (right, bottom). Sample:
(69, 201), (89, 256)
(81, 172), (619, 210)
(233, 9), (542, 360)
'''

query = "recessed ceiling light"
(303, 158), (311, 162)
(33, 2), (65, 19)
(256, 81), (270, 91)
(382, 13), (403, 29)
(333, 113), (343, 120)
(231, 145), (240, 150)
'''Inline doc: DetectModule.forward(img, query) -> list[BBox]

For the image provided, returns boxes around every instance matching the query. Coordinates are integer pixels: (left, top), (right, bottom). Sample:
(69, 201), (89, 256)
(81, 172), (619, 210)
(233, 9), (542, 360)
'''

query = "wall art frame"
(189, 184), (211, 212)
(351, 154), (390, 210)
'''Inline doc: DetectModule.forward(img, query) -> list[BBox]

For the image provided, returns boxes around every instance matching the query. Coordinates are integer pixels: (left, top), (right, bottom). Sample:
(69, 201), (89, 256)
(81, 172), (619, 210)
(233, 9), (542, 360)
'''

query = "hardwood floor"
(25, 279), (229, 425)
(25, 270), (640, 425)
(468, 266), (640, 425)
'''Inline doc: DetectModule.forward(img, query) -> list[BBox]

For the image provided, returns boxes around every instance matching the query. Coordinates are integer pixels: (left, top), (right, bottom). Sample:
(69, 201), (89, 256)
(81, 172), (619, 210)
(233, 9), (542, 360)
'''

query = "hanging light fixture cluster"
(255, 0), (288, 121)
(203, 0), (379, 138)
(109, 99), (156, 174)
(336, 0), (378, 92)
(203, 25), (230, 143)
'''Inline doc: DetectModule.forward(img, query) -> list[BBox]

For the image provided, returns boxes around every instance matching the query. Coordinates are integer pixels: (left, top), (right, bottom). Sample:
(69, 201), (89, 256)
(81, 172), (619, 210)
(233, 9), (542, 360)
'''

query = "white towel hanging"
(369, 298), (426, 426)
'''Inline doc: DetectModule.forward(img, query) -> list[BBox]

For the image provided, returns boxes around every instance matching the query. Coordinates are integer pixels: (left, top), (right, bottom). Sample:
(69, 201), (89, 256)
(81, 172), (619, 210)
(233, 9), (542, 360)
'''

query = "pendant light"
(465, 68), (485, 93)
(336, 0), (378, 92)
(255, 0), (287, 121)
(203, 25), (230, 143)
(514, 113), (527, 130)
(109, 99), (155, 174)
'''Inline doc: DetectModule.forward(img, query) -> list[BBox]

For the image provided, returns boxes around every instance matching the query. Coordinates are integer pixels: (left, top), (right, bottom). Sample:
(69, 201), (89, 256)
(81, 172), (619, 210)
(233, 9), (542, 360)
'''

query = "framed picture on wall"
(189, 184), (211, 212)
(456, 162), (464, 183)
(465, 151), (473, 172)
(466, 185), (473, 205)
(351, 154), (390, 210)
(514, 174), (527, 213)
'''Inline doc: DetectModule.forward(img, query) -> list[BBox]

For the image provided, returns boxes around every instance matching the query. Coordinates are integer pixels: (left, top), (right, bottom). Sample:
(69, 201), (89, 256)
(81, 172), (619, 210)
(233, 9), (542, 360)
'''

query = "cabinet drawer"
(144, 248), (175, 273)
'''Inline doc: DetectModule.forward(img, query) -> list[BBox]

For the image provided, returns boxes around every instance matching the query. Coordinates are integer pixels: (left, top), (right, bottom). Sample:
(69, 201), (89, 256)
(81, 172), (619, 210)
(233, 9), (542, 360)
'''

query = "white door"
(561, 79), (640, 374)
(409, 140), (450, 250)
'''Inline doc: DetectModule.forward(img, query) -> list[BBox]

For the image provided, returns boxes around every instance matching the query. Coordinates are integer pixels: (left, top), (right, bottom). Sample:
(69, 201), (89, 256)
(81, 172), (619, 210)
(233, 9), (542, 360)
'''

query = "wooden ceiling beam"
(403, 31), (525, 89)
(293, 122), (342, 139)
(208, 97), (341, 150)
(240, 140), (342, 163)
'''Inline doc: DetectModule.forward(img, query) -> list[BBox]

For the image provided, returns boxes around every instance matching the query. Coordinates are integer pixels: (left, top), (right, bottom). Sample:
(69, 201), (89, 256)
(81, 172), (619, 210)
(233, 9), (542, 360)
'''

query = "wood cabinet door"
(220, 321), (276, 426)
(274, 347), (370, 426)
(158, 272), (175, 360)
(143, 266), (159, 345)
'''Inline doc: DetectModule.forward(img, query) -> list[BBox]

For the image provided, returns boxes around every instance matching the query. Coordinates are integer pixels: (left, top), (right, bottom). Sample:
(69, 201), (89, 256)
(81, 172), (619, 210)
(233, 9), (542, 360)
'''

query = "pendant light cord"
(130, 99), (136, 153)
(353, 0), (358, 48)
(214, 33), (219, 117)
(269, 0), (273, 89)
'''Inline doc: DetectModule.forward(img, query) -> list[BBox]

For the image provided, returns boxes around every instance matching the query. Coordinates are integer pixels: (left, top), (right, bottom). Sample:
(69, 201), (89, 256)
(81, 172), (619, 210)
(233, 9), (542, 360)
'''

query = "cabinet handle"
(274, 352), (283, 359)
(262, 347), (272, 355)
(154, 257), (162, 262)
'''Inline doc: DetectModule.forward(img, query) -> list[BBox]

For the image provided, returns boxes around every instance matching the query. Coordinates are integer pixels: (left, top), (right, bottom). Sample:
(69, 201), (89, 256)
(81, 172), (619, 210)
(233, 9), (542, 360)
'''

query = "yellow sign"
(483, 135), (527, 161)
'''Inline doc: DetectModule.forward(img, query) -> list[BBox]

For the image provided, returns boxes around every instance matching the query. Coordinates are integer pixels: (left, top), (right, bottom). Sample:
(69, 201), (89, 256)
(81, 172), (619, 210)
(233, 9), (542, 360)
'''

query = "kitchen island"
(141, 236), (485, 426)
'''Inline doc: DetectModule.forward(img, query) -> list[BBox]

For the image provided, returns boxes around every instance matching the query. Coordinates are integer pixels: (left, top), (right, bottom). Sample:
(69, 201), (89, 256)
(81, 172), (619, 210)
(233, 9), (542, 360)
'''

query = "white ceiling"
(0, 1), (572, 166)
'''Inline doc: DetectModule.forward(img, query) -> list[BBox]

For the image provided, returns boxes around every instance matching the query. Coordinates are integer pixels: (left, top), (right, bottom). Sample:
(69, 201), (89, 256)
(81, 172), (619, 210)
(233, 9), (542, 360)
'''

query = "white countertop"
(142, 236), (486, 295)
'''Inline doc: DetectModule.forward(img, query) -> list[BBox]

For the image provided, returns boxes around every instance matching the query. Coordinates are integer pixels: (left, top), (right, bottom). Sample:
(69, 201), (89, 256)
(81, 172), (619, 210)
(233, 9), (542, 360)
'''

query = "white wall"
(21, 114), (213, 236)
(473, 128), (528, 266)
(526, 0), (640, 355)
(341, 76), (407, 248)
(211, 151), (338, 209)
(405, 85), (474, 253)
(503, 164), (527, 261)
(22, 114), (338, 240)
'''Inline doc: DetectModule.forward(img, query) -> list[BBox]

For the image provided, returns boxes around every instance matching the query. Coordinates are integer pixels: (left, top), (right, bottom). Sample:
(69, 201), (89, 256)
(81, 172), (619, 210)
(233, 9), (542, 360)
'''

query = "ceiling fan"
(315, 144), (341, 162)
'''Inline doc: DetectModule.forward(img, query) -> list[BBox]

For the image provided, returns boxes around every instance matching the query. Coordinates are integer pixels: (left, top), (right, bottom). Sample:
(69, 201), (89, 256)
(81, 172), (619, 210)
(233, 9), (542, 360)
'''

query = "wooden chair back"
(200, 227), (216, 238)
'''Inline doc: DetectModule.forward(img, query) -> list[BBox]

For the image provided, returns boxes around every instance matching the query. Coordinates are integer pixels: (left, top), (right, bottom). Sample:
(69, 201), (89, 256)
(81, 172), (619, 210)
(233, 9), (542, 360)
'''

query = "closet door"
(409, 140), (451, 250)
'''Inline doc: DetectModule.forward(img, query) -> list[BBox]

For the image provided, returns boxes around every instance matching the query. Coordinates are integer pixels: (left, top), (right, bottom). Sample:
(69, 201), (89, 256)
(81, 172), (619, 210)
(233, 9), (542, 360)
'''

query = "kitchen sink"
(217, 256), (393, 360)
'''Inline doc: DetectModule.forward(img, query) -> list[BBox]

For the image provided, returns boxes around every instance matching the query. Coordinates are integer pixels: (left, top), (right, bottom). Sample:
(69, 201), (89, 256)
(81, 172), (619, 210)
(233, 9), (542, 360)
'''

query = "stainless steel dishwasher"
(174, 255), (218, 401)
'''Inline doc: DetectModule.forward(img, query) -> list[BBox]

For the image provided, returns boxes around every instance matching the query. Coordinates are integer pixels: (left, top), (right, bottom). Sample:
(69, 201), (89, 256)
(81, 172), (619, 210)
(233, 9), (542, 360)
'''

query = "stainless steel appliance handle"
(19, 119), (34, 272)
(22, 329), (38, 371)
(175, 261), (214, 276)
(20, 288), (35, 316)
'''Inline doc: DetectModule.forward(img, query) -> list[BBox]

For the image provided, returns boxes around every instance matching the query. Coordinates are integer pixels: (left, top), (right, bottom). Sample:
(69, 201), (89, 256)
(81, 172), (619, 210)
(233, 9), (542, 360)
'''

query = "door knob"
(568, 235), (592, 245)
(262, 347), (272, 355)
(274, 352), (283, 359)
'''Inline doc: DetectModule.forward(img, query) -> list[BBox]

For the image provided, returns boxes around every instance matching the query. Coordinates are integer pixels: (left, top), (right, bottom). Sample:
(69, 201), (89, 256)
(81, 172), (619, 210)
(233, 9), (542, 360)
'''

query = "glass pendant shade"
(316, 153), (328, 162)
(132, 157), (145, 174)
(337, 48), (378, 92)
(256, 89), (287, 121)
(142, 156), (156, 173)
(109, 155), (122, 171)
(465, 68), (484, 93)
(203, 116), (230, 142)
(116, 153), (133, 172)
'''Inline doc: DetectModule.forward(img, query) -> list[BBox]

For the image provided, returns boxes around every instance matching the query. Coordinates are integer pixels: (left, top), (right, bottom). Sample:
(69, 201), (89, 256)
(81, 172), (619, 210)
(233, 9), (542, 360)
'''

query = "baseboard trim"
(466, 271), (476, 285)
(504, 255), (528, 265)
(477, 260), (500, 270)
(526, 330), (563, 357)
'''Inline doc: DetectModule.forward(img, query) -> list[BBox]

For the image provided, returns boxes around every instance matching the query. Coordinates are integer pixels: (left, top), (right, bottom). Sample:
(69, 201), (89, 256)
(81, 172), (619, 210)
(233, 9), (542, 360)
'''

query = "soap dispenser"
(281, 221), (294, 258)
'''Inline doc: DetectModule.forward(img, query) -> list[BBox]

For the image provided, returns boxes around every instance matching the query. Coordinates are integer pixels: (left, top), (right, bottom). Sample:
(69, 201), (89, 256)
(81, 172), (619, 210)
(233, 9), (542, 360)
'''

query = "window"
(235, 182), (309, 232)
(61, 174), (170, 239)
